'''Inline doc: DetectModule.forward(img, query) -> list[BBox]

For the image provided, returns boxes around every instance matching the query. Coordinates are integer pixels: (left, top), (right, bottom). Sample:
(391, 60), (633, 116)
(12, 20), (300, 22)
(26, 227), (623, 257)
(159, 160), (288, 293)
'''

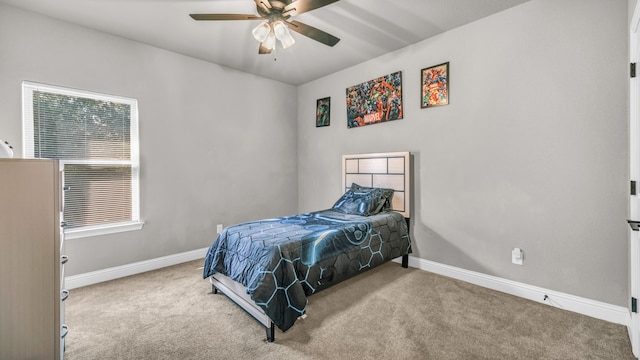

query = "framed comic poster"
(421, 62), (449, 108)
(316, 97), (330, 127)
(346, 71), (403, 128)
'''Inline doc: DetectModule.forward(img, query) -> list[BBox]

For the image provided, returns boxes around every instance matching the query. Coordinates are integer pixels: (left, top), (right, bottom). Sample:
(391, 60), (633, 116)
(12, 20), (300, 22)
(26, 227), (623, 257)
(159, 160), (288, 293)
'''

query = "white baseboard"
(66, 250), (630, 327)
(394, 255), (630, 327)
(65, 247), (209, 289)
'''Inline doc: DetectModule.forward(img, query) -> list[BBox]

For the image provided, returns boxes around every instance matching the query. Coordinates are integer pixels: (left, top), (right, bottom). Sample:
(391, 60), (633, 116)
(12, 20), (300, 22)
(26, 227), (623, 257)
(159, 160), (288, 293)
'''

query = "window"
(23, 81), (143, 239)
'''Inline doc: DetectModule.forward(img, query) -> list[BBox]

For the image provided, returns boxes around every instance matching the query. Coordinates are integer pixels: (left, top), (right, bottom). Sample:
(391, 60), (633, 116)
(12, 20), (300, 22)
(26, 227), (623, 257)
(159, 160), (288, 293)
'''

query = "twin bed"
(202, 151), (412, 341)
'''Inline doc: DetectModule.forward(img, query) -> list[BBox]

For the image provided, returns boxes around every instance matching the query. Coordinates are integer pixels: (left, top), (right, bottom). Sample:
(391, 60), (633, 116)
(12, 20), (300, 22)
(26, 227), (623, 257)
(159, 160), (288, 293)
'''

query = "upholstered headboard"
(342, 151), (411, 218)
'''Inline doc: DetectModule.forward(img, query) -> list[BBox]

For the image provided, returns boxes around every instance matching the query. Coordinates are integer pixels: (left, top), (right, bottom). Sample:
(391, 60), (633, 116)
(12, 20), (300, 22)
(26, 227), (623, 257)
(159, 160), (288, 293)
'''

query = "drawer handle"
(61, 255), (68, 264)
(61, 289), (69, 302)
(61, 324), (68, 338)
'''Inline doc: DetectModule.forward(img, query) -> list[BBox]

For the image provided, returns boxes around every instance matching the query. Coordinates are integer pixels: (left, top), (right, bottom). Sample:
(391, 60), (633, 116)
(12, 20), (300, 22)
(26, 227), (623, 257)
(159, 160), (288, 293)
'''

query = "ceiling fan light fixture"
(273, 20), (295, 49)
(272, 21), (287, 39)
(279, 31), (295, 49)
(252, 21), (271, 42)
(263, 31), (276, 50)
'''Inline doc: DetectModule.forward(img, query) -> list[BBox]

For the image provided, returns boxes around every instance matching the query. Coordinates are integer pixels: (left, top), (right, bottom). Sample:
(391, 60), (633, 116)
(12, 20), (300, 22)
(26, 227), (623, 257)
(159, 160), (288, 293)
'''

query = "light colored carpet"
(64, 259), (634, 359)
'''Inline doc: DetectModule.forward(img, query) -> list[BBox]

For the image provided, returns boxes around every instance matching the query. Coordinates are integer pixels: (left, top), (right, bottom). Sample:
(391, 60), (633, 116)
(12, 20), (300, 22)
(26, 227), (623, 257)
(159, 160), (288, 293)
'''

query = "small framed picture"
(316, 97), (331, 127)
(421, 62), (449, 108)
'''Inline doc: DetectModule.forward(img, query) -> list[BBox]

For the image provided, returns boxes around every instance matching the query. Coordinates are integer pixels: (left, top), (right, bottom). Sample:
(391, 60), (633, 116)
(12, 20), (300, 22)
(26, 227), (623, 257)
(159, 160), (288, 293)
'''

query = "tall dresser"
(0, 158), (68, 360)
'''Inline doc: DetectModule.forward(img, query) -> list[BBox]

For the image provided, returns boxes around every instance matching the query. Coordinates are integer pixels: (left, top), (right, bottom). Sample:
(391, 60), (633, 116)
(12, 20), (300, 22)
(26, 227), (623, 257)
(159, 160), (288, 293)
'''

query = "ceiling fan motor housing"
(256, 1), (292, 21)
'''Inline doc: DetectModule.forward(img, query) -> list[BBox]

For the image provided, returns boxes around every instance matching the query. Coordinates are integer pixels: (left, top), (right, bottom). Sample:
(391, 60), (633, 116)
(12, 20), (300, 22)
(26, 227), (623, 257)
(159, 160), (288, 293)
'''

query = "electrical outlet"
(512, 248), (523, 265)
(216, 224), (223, 234)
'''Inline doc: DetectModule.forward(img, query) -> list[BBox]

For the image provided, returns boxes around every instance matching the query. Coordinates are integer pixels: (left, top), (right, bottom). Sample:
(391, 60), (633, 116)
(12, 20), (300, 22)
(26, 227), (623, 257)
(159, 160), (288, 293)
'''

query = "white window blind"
(23, 81), (141, 237)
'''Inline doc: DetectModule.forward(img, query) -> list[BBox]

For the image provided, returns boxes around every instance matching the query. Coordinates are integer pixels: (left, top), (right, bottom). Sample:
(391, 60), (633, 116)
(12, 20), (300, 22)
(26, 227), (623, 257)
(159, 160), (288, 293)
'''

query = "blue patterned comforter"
(203, 209), (411, 332)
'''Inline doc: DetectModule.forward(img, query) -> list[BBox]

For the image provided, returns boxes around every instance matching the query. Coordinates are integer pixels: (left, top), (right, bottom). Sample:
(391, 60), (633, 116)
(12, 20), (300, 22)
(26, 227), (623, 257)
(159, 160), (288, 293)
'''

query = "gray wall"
(0, 4), (299, 276)
(297, 0), (629, 306)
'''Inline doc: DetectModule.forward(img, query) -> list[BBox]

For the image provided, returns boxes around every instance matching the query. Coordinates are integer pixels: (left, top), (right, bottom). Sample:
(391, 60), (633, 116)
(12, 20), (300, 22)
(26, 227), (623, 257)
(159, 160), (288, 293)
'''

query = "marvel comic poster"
(346, 71), (403, 128)
(421, 62), (449, 108)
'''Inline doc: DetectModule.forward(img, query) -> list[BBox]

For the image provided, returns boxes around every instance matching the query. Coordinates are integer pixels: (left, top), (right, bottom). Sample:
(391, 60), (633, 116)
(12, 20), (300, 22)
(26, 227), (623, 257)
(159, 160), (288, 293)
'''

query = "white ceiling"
(0, 0), (530, 85)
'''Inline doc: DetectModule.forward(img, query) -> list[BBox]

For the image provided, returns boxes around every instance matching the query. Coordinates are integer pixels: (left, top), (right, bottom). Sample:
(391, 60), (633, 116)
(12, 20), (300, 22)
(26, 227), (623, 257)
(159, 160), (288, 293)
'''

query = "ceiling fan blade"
(283, 0), (339, 17)
(190, 14), (262, 21)
(287, 20), (340, 47)
(258, 43), (273, 55)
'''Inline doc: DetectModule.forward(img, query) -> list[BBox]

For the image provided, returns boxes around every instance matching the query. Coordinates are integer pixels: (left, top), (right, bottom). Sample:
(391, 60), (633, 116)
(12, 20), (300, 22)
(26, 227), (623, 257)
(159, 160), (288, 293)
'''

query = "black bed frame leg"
(266, 323), (275, 342)
(212, 285), (218, 294)
(402, 254), (409, 268)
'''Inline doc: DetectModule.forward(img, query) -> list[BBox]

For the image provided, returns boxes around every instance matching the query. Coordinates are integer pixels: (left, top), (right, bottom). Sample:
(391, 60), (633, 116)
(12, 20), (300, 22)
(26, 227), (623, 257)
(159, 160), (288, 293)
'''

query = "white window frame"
(22, 81), (143, 239)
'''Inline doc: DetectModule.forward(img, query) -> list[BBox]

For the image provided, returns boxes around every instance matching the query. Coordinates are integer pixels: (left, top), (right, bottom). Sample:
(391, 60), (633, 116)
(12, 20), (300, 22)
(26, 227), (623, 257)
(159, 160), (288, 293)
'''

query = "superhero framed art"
(421, 62), (449, 108)
(345, 71), (403, 128)
(316, 97), (330, 127)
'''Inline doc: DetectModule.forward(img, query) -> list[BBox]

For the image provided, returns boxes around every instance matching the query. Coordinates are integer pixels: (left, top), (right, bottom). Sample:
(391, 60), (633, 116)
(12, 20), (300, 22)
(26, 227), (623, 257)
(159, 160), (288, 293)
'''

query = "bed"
(203, 151), (412, 341)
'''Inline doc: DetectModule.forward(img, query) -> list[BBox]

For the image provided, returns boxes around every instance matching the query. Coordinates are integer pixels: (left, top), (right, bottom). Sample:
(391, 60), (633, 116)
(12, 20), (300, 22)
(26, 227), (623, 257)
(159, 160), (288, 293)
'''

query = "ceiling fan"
(190, 0), (340, 54)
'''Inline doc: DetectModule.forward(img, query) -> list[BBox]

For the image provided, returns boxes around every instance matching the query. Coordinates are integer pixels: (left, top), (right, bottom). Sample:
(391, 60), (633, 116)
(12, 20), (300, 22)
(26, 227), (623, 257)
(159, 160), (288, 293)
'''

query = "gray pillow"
(350, 183), (394, 211)
(331, 183), (394, 216)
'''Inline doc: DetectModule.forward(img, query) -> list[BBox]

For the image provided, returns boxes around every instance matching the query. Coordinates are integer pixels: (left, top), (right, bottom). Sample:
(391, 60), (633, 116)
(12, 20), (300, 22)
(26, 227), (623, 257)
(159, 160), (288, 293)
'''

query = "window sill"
(64, 221), (145, 240)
